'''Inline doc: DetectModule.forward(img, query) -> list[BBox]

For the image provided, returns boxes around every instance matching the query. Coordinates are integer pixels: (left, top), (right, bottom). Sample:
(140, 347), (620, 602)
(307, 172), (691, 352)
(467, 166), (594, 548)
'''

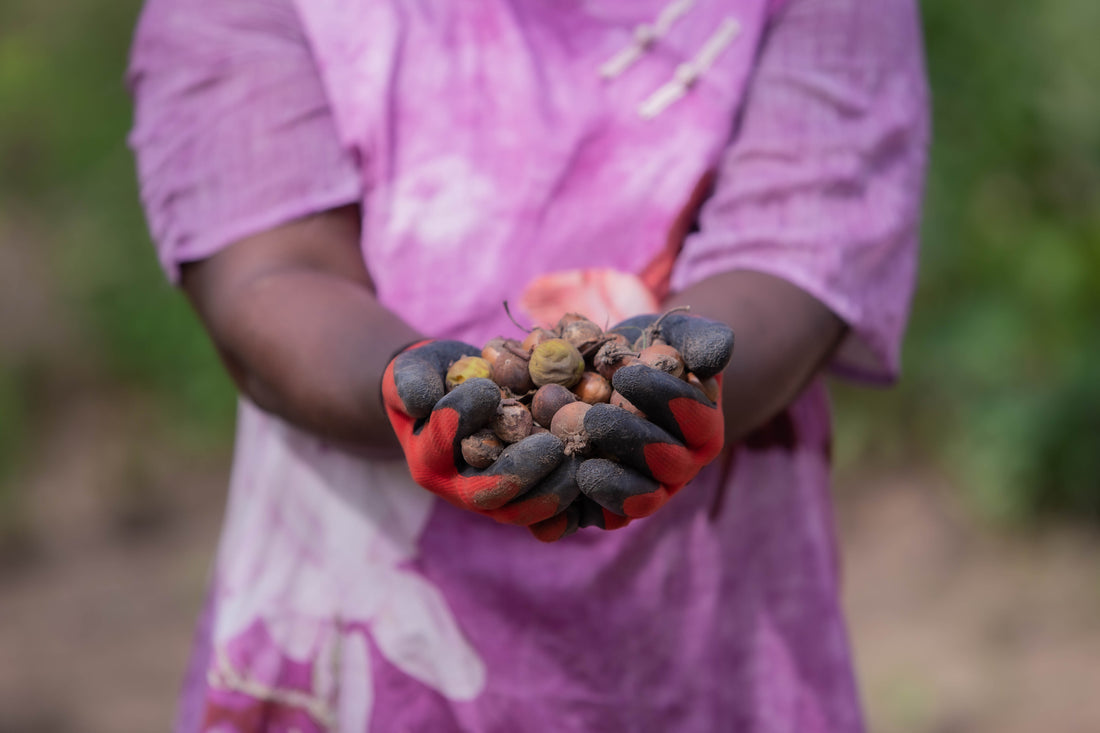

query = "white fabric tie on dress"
(599, 0), (695, 79)
(208, 645), (336, 727)
(638, 17), (742, 119)
(598, 1), (741, 119)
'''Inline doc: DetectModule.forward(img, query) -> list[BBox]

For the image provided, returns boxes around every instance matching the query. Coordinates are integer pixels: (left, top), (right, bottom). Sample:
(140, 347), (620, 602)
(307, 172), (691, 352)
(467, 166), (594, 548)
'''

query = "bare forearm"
(203, 269), (420, 454)
(666, 270), (846, 443)
(179, 206), (420, 457)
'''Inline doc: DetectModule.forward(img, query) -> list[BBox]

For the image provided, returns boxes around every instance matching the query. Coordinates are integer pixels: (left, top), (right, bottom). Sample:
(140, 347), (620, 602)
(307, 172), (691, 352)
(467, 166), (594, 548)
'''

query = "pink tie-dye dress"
(128, 0), (929, 729)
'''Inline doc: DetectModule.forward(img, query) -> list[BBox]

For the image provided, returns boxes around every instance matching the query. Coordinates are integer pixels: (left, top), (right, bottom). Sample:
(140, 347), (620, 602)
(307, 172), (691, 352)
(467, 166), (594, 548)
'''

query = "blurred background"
(1, 1), (1098, 731)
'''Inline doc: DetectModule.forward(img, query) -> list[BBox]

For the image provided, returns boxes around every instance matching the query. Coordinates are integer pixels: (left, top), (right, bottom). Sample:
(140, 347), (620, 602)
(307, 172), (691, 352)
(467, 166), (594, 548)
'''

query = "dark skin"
(181, 203), (846, 458)
(665, 272), (847, 440)
(181, 204), (419, 460)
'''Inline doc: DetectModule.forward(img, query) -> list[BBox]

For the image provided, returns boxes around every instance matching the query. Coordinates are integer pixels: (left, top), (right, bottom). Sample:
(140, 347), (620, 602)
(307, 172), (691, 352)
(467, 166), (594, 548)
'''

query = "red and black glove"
(576, 314), (733, 529)
(382, 340), (580, 541)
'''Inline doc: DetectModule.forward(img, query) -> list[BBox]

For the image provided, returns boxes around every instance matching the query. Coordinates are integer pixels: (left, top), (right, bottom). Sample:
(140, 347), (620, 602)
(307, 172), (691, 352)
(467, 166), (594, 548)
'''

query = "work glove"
(576, 313), (733, 530)
(382, 340), (581, 541)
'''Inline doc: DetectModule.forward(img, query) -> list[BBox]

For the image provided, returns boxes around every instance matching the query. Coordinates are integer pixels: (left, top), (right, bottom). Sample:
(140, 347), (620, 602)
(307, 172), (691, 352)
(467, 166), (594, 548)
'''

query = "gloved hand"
(382, 340), (580, 541)
(576, 313), (734, 530)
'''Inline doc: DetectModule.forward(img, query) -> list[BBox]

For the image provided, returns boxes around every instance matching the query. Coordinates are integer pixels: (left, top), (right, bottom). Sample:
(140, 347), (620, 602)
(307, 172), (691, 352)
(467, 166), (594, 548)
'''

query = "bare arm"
(661, 0), (929, 444)
(180, 205), (421, 457)
(666, 270), (846, 444)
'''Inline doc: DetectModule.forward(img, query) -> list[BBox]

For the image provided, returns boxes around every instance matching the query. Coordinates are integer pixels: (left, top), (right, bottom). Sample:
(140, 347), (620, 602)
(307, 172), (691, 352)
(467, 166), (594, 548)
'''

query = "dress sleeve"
(127, 0), (362, 283)
(669, 0), (931, 383)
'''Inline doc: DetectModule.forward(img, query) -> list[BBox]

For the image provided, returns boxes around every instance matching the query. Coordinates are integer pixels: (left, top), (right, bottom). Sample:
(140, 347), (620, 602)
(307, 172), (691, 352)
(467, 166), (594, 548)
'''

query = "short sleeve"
(669, 0), (930, 383)
(127, 0), (362, 283)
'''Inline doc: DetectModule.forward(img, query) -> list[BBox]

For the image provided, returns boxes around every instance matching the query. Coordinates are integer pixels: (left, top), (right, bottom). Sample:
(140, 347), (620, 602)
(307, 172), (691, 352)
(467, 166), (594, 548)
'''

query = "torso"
(181, 3), (865, 730)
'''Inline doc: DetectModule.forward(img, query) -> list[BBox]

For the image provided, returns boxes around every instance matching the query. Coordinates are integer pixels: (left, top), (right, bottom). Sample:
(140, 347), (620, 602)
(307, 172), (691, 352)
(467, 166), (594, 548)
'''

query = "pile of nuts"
(448, 310), (719, 466)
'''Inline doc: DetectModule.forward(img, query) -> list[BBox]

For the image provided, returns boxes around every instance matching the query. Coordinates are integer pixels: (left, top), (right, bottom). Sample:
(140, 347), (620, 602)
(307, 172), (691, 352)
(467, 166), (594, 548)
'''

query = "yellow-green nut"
(528, 338), (585, 388)
(446, 355), (493, 391)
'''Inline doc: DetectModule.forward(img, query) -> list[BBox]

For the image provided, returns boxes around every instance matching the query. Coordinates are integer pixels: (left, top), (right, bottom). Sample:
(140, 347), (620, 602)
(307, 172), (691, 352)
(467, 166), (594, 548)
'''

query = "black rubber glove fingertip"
(682, 328), (734, 379)
(393, 359), (445, 419)
(436, 378), (502, 434)
(660, 315), (735, 379)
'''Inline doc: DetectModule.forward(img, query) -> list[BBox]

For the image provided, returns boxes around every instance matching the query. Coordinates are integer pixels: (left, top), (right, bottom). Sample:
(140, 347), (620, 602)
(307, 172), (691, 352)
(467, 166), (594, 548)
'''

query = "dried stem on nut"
(636, 305), (692, 350)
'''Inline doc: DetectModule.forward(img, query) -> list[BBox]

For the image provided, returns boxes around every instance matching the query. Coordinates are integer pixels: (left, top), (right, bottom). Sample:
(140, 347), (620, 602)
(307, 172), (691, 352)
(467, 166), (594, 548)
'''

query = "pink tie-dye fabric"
(128, 0), (928, 730)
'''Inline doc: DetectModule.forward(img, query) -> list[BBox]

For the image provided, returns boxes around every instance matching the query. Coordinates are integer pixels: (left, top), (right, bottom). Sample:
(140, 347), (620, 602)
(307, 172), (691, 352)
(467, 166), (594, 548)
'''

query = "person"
(127, 0), (929, 729)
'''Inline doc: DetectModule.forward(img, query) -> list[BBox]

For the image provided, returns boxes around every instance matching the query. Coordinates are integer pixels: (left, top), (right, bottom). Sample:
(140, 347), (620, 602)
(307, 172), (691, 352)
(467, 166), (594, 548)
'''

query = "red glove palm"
(382, 340), (580, 540)
(576, 314), (733, 529)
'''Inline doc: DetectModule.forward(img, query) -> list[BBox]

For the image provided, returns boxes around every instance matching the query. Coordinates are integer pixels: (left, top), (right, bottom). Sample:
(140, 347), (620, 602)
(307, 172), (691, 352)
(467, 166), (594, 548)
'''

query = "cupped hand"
(576, 313), (733, 529)
(382, 340), (580, 540)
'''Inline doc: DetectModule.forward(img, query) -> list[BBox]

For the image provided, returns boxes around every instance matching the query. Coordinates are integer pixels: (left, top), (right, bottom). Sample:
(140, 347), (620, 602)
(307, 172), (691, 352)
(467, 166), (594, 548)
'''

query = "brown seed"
(638, 344), (685, 379)
(560, 319), (604, 350)
(687, 372), (721, 403)
(555, 312), (593, 331)
(602, 332), (631, 347)
(594, 340), (641, 381)
(572, 371), (612, 404)
(461, 429), (504, 469)
(531, 383), (578, 428)
(528, 338), (585, 388)
(491, 346), (535, 394)
(481, 338), (507, 369)
(521, 327), (557, 352)
(445, 356), (493, 391)
(611, 390), (646, 418)
(491, 398), (534, 443)
(550, 401), (592, 456)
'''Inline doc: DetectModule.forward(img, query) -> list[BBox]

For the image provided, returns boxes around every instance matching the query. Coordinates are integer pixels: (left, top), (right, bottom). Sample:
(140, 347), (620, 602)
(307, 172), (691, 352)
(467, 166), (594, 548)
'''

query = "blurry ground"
(0, 389), (227, 733)
(840, 471), (1100, 733)
(1, 413), (1099, 732)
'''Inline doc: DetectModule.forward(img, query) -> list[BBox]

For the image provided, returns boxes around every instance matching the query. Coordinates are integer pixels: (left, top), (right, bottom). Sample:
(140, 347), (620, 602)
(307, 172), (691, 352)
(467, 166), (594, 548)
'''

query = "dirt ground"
(839, 472), (1100, 733)
(1, 395), (1099, 732)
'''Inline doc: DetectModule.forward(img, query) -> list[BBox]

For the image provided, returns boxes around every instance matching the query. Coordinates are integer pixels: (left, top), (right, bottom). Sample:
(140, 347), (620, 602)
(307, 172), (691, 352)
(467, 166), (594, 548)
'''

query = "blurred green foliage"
(0, 364), (28, 520)
(0, 0), (235, 487)
(0, 0), (1096, 523)
(835, 0), (1100, 522)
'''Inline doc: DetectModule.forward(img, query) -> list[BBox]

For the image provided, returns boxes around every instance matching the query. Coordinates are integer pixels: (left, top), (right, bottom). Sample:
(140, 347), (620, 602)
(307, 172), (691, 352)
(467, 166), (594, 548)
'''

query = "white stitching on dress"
(599, 0), (695, 79)
(637, 17), (741, 119)
(207, 644), (336, 728)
